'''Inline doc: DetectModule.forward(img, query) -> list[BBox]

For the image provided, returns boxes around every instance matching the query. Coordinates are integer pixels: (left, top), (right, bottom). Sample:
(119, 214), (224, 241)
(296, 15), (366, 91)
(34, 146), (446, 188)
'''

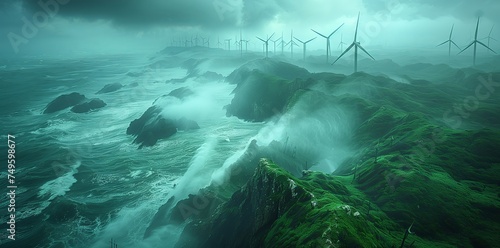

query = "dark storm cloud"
(17, 0), (307, 30)
(362, 0), (500, 22)
(20, 0), (243, 29)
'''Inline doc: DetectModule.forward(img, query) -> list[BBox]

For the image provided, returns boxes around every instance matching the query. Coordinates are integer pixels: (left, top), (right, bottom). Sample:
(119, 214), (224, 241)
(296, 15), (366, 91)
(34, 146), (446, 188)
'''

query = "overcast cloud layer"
(1, 0), (499, 57)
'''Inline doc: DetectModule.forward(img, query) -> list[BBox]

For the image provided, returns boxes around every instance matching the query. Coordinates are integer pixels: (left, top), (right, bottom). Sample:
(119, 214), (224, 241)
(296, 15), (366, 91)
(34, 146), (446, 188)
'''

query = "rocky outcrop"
(196, 71), (224, 82)
(126, 105), (200, 149)
(167, 87), (194, 100)
(126, 106), (176, 148)
(70, 99), (106, 113)
(96, 83), (123, 94)
(225, 69), (313, 122)
(43, 92), (86, 114)
(226, 58), (310, 84)
(175, 159), (385, 248)
(176, 117), (200, 131)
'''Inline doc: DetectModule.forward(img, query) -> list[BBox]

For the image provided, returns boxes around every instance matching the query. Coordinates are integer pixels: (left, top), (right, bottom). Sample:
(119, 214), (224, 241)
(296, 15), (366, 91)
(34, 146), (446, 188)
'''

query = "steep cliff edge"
(175, 159), (394, 247)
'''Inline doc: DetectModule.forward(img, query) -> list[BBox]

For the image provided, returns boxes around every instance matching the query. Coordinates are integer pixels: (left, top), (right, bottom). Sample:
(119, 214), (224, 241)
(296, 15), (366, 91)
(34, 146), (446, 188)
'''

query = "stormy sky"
(1, 0), (499, 57)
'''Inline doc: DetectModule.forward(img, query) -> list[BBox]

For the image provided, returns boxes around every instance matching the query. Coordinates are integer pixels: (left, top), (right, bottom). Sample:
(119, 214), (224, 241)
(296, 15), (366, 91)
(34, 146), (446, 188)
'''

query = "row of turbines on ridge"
(169, 12), (497, 72)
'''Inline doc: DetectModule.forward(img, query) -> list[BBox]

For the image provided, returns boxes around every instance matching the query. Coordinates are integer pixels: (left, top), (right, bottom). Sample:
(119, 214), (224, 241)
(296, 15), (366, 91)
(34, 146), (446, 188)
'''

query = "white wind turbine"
(311, 23), (344, 63)
(436, 24), (461, 57)
(332, 12), (375, 73)
(294, 36), (316, 61)
(256, 33), (275, 58)
(458, 16), (496, 66)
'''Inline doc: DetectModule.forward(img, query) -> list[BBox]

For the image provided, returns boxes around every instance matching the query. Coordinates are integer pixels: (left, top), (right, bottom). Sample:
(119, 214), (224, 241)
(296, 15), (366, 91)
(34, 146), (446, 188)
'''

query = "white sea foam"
(38, 160), (81, 201)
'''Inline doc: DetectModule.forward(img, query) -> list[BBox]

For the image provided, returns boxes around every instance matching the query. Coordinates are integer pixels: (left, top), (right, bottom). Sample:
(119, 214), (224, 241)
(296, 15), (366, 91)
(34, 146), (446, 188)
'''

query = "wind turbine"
(482, 25), (498, 48)
(239, 31), (243, 57)
(272, 37), (281, 55)
(234, 35), (240, 52)
(225, 38), (231, 51)
(204, 37), (210, 48)
(280, 32), (285, 55)
(436, 24), (461, 57)
(294, 36), (316, 61)
(286, 30), (299, 58)
(338, 33), (347, 53)
(242, 40), (249, 53)
(458, 16), (496, 66)
(332, 12), (375, 73)
(256, 33), (275, 58)
(194, 35), (199, 46)
(217, 36), (222, 49)
(200, 36), (206, 47)
(311, 23), (344, 63)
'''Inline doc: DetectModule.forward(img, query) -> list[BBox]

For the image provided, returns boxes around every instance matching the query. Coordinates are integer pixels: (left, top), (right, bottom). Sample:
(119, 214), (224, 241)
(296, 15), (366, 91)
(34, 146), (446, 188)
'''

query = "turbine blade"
(305, 37), (316, 43)
(354, 12), (361, 42)
(256, 37), (265, 43)
(436, 40), (449, 47)
(328, 23), (345, 38)
(491, 37), (499, 42)
(357, 44), (375, 60)
(450, 40), (461, 49)
(489, 25), (494, 36)
(267, 33), (275, 42)
(458, 41), (474, 55)
(449, 24), (454, 39)
(477, 40), (497, 54)
(311, 29), (327, 38)
(475, 16), (480, 40)
(294, 37), (304, 43)
(332, 43), (355, 65)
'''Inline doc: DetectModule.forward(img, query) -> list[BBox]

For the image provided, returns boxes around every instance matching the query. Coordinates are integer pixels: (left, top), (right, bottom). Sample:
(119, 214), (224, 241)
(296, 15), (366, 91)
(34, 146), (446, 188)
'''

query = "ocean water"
(0, 54), (262, 248)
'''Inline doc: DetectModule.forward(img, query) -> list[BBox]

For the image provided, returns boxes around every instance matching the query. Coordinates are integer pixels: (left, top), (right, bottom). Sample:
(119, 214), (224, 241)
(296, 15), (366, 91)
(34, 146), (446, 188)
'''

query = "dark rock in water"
(126, 105), (164, 136)
(181, 58), (205, 75)
(167, 87), (194, 100)
(126, 106), (177, 148)
(197, 71), (224, 82)
(134, 117), (177, 148)
(127, 105), (200, 148)
(44, 92), (86, 114)
(176, 117), (200, 131)
(96, 83), (123, 94)
(166, 77), (189, 84)
(70, 99), (106, 113)
(127, 71), (144, 77)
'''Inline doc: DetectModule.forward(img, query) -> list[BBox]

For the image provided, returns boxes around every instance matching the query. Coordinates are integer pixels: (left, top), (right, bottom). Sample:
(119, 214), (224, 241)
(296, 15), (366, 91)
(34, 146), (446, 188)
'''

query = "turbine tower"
(436, 24), (460, 57)
(458, 16), (496, 66)
(272, 37), (281, 55)
(225, 38), (231, 51)
(280, 32), (285, 55)
(201, 36), (206, 47)
(217, 36), (222, 49)
(311, 23), (344, 63)
(294, 37), (316, 61)
(482, 25), (498, 48)
(204, 37), (210, 48)
(338, 33), (347, 53)
(256, 33), (275, 58)
(332, 12), (375, 73)
(286, 30), (299, 58)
